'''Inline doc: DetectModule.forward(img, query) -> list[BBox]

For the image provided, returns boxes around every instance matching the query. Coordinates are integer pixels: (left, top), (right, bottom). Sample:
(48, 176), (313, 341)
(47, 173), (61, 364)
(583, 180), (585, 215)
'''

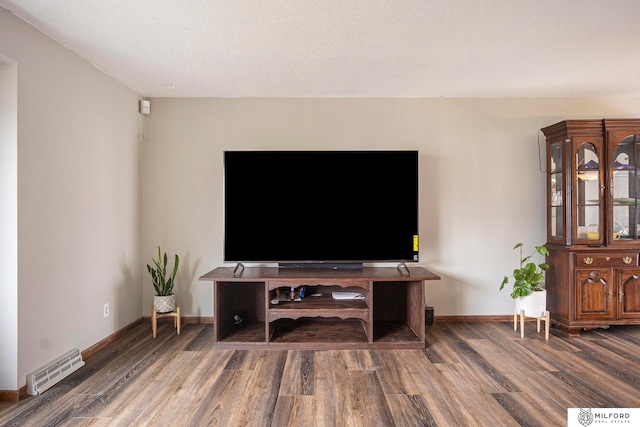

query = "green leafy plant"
(500, 242), (549, 299)
(147, 246), (179, 296)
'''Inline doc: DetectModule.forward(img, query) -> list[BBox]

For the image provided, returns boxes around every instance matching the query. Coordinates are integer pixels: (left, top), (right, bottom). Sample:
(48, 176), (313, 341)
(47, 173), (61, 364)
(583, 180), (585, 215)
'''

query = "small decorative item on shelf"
(231, 311), (248, 328)
(147, 246), (179, 314)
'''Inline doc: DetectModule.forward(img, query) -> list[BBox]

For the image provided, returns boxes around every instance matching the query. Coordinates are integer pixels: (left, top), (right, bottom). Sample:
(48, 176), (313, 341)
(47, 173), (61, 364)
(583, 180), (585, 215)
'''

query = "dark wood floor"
(1, 320), (639, 426)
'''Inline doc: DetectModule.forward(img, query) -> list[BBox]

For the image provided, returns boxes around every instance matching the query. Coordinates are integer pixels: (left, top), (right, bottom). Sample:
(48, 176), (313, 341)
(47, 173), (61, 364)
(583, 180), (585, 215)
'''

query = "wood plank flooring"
(1, 320), (639, 426)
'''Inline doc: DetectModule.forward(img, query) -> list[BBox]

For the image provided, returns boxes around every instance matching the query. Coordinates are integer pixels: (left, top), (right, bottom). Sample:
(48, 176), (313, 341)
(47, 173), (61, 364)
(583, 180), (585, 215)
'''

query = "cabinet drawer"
(574, 253), (638, 267)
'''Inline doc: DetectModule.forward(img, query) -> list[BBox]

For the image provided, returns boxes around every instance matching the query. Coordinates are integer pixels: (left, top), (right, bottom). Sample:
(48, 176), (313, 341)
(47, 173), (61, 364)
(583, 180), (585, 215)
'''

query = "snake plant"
(147, 246), (179, 296)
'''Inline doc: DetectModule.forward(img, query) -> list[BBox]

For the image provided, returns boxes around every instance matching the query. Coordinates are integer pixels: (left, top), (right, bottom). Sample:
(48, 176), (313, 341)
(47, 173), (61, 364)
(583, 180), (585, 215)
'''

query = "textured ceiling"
(2, 0), (640, 98)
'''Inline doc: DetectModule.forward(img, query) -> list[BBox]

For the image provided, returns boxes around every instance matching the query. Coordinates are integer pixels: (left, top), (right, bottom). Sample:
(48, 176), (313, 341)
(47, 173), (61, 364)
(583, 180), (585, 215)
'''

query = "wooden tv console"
(199, 266), (441, 350)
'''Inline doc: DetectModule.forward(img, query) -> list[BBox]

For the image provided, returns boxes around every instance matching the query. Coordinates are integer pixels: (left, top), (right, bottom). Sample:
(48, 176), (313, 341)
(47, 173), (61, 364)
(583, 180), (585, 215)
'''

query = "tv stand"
(199, 266), (441, 350)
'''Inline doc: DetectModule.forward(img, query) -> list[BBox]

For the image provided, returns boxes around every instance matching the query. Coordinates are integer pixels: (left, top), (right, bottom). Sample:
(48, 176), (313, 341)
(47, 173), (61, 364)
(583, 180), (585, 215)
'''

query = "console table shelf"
(199, 266), (440, 350)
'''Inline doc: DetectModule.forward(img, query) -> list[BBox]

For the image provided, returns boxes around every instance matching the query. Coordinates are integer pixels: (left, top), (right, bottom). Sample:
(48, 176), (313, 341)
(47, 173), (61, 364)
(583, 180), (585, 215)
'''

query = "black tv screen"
(224, 150), (419, 268)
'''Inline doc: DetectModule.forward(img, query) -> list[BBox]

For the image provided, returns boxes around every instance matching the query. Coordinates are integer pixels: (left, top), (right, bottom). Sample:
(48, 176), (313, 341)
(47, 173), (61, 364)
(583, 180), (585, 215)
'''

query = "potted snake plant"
(500, 242), (549, 318)
(147, 246), (179, 313)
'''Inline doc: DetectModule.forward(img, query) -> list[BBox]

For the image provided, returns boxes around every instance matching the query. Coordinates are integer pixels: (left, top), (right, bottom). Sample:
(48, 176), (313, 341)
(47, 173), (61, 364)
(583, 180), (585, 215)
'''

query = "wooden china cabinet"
(542, 119), (640, 336)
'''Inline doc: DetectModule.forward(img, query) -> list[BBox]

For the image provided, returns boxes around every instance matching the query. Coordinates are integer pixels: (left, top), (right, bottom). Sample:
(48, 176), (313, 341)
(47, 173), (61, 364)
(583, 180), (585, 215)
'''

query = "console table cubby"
(199, 266), (441, 350)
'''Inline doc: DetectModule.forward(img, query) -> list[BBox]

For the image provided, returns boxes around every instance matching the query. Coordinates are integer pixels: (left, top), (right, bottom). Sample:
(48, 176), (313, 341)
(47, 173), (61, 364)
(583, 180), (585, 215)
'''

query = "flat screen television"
(224, 150), (419, 269)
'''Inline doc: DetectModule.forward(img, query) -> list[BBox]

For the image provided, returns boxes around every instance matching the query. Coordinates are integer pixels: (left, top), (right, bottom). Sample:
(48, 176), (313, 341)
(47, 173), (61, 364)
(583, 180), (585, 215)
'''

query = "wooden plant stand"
(151, 306), (181, 338)
(514, 308), (550, 340)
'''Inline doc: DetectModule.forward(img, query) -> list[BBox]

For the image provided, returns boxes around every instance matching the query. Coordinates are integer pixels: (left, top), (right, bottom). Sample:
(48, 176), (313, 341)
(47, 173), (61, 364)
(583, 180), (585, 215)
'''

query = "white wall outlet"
(103, 303), (110, 318)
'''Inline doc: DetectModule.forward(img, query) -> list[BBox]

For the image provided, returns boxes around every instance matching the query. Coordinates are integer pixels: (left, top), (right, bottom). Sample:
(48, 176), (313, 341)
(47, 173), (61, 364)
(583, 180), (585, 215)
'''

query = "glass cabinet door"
(610, 133), (640, 243)
(574, 140), (603, 244)
(548, 140), (564, 242)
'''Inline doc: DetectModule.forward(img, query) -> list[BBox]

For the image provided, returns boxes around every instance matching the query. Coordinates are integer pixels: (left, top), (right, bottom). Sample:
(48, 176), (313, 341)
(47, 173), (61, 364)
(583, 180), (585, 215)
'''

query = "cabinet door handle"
(622, 257), (633, 265)
(583, 257), (593, 265)
(611, 178), (614, 196)
(608, 290), (614, 303)
(619, 289), (624, 303)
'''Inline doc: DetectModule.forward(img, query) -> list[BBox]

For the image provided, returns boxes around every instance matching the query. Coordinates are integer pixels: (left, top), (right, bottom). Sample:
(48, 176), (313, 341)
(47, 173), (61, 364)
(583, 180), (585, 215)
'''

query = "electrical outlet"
(103, 303), (110, 318)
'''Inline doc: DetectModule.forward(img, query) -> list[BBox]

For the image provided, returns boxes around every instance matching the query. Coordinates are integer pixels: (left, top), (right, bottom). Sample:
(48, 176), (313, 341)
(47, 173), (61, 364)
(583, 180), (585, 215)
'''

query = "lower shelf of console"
(214, 318), (423, 350)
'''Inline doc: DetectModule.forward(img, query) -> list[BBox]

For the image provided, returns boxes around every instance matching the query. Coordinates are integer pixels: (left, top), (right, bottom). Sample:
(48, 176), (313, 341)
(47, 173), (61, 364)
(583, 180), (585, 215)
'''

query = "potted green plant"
(147, 246), (179, 313)
(500, 242), (549, 318)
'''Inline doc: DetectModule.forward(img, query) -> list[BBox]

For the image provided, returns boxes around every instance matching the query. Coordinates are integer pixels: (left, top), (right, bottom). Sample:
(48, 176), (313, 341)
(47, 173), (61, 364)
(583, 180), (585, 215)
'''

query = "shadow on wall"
(419, 154), (441, 267)
(180, 250), (202, 317)
(116, 256), (140, 327)
(424, 273), (467, 316)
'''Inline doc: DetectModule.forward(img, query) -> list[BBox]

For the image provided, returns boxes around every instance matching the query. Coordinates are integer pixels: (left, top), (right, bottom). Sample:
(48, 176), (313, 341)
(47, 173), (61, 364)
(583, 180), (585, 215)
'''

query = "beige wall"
(142, 97), (640, 318)
(0, 58), (18, 391)
(0, 8), (141, 389)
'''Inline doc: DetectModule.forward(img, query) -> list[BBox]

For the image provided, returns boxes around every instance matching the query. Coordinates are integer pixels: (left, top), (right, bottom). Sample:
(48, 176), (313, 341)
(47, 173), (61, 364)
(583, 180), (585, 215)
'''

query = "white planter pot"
(515, 289), (547, 318)
(154, 294), (176, 314)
